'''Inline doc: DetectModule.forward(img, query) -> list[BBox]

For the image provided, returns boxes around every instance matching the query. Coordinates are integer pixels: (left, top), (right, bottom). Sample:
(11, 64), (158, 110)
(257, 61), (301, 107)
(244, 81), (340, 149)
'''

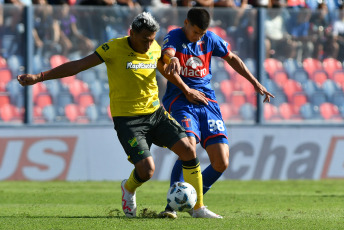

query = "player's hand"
(185, 88), (208, 105)
(254, 83), (275, 103)
(17, 74), (41, 86)
(165, 57), (181, 75)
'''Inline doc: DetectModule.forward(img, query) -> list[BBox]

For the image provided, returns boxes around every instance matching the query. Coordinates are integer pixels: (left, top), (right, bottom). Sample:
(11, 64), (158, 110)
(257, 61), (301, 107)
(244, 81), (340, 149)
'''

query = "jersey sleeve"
(209, 31), (231, 58)
(95, 40), (114, 63)
(162, 32), (177, 52)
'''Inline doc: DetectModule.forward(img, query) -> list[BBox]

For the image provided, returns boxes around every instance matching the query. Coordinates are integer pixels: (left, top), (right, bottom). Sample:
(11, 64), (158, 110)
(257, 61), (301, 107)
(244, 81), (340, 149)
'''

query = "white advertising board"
(0, 126), (343, 181)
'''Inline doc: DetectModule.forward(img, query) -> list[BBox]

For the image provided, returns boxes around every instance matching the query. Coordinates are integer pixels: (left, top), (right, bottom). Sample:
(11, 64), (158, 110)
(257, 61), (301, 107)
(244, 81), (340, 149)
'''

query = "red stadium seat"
(35, 93), (52, 108)
(0, 104), (21, 122)
(0, 94), (10, 106)
(65, 104), (79, 122)
(319, 103), (341, 120)
(264, 103), (279, 120)
(33, 83), (48, 99)
(333, 71), (344, 86)
(68, 79), (89, 100)
(219, 103), (232, 120)
(230, 92), (246, 109)
(303, 58), (323, 77)
(264, 58), (284, 78)
(220, 103), (242, 120)
(272, 70), (288, 87)
(167, 25), (179, 33)
(220, 79), (233, 100)
(33, 106), (45, 124)
(0, 69), (12, 92)
(322, 58), (342, 78)
(208, 27), (228, 40)
(0, 56), (7, 68)
(279, 103), (293, 120)
(283, 79), (303, 101)
(292, 92), (308, 112)
(311, 70), (328, 86)
(50, 55), (69, 68)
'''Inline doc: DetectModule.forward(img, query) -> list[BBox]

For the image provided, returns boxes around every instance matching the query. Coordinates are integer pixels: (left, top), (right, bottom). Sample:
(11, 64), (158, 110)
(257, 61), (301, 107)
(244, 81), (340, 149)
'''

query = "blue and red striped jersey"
(162, 28), (231, 106)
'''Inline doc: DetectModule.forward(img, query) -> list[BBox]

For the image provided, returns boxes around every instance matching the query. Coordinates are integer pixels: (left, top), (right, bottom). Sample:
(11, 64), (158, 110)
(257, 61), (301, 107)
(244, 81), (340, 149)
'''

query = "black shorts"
(113, 106), (187, 164)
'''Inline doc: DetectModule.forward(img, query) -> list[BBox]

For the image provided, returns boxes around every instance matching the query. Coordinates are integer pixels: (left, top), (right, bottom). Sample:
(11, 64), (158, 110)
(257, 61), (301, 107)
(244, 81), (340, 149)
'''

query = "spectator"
(332, 4), (344, 62)
(288, 8), (314, 62)
(32, 0), (61, 57)
(265, 0), (297, 59)
(309, 0), (337, 59)
(54, 0), (94, 56)
(79, 0), (115, 4)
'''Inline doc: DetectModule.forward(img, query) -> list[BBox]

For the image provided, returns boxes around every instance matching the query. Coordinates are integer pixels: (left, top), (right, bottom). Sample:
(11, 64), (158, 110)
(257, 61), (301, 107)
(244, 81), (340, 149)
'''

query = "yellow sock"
(182, 158), (204, 210)
(125, 169), (144, 193)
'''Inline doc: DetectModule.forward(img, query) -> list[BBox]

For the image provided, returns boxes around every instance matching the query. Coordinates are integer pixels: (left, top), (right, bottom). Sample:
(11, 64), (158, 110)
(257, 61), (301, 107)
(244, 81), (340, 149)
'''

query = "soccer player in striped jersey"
(159, 8), (274, 218)
(17, 12), (218, 218)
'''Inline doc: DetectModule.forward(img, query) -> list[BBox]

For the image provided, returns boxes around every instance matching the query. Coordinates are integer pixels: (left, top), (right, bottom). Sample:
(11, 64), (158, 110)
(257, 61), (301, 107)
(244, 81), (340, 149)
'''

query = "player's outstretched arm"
(157, 59), (208, 105)
(223, 53), (275, 103)
(17, 53), (103, 86)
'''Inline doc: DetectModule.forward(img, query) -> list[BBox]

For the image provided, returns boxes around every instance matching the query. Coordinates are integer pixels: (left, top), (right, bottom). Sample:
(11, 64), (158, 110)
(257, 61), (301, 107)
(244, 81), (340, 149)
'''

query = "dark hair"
(187, 8), (210, 30)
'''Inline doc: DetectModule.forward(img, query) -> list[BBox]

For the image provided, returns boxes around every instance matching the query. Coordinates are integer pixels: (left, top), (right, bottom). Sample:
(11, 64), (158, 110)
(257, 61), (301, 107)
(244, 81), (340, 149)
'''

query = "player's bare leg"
(121, 157), (155, 217)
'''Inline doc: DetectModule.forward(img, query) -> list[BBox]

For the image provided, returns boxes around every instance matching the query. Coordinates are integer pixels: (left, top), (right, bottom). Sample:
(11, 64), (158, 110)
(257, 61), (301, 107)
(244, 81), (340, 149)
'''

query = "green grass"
(0, 180), (343, 229)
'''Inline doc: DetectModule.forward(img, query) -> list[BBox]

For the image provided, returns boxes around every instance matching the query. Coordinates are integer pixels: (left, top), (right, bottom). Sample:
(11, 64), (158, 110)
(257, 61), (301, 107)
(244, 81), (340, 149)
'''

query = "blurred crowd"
(0, 0), (342, 9)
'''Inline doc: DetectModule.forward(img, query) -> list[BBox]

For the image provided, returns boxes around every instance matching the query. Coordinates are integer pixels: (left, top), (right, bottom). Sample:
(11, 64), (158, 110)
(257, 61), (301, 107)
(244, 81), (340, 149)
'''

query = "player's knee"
(212, 152), (230, 172)
(171, 137), (197, 161)
(182, 141), (196, 159)
(141, 165), (155, 181)
(212, 159), (229, 173)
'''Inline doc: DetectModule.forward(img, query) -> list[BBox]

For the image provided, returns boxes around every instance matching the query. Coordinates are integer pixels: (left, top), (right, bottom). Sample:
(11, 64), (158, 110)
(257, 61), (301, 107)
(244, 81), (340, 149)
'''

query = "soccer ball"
(167, 182), (197, 212)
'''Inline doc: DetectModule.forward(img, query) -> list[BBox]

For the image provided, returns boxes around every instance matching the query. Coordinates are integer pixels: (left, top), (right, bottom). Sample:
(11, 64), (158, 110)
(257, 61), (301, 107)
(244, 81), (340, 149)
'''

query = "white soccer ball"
(167, 182), (197, 212)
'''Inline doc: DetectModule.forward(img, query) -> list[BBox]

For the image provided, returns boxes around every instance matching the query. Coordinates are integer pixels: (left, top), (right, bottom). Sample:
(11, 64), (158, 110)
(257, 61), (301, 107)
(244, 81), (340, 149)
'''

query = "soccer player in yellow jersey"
(17, 12), (221, 218)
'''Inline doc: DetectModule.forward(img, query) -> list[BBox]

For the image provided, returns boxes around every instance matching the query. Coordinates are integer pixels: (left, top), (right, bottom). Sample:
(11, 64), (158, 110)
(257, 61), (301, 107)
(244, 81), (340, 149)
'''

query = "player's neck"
(127, 37), (139, 53)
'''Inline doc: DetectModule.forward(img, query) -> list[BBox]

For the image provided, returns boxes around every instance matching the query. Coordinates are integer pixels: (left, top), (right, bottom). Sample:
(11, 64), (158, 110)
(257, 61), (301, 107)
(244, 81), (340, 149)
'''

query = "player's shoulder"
(205, 30), (222, 40)
(166, 28), (183, 38)
(106, 36), (127, 46)
(151, 40), (161, 51)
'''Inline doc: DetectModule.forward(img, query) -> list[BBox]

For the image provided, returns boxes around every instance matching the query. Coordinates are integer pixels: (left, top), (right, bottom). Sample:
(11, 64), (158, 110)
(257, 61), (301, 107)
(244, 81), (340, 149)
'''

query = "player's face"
(130, 29), (156, 54)
(183, 19), (207, 43)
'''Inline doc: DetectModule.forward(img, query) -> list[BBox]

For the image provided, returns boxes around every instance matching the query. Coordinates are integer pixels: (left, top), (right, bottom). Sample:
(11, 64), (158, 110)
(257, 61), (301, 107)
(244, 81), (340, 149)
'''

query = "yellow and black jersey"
(95, 36), (161, 117)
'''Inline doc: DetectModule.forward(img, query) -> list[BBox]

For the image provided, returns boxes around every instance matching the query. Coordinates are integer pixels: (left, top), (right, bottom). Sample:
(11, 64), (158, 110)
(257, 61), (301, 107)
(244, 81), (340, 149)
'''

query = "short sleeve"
(209, 31), (231, 58)
(162, 32), (177, 52)
(95, 41), (112, 63)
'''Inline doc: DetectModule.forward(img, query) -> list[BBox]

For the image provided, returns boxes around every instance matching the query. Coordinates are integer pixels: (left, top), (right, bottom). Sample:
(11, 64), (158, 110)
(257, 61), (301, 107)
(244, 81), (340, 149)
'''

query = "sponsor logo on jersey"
(180, 57), (207, 77)
(102, 44), (110, 51)
(181, 117), (191, 128)
(163, 38), (169, 45)
(126, 62), (157, 70)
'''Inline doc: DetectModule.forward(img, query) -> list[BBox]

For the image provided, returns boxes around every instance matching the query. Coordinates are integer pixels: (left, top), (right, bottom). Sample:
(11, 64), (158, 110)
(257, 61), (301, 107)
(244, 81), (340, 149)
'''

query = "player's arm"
(162, 49), (181, 75)
(223, 53), (275, 103)
(17, 53), (103, 86)
(157, 59), (208, 105)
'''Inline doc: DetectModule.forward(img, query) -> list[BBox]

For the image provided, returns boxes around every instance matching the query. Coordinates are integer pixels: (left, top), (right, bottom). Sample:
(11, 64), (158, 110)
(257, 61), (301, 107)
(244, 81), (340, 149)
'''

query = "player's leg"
(113, 115), (153, 218)
(199, 102), (229, 195)
(203, 141), (229, 194)
(121, 157), (154, 218)
(168, 136), (197, 187)
(153, 107), (221, 218)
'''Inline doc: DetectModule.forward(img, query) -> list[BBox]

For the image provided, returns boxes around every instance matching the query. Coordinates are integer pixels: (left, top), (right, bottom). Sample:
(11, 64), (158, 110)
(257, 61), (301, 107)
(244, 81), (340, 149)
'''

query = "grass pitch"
(0, 180), (343, 230)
